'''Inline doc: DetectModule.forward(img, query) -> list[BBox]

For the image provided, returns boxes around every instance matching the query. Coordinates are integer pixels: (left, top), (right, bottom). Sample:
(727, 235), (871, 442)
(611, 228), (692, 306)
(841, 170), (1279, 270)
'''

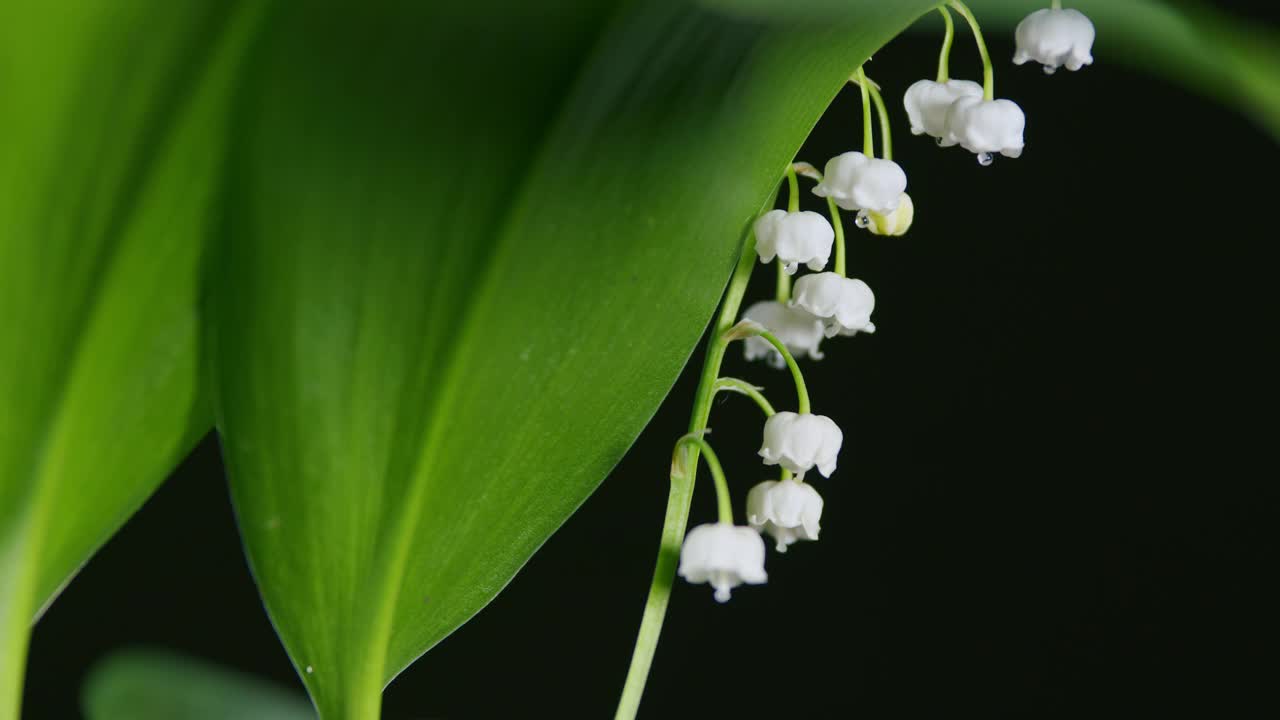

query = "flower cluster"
(676, 2), (1096, 603)
(623, 3), (1097, 709)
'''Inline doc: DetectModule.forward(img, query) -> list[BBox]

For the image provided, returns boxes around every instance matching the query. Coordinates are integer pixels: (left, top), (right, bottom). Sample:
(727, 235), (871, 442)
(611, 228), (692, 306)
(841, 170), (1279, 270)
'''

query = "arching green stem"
(828, 196), (846, 278)
(615, 225), (758, 720)
(710, 378), (790, 482)
(949, 0), (994, 100)
(747, 330), (810, 415)
(671, 435), (733, 525)
(866, 80), (894, 161)
(936, 5), (955, 83)
(854, 65), (875, 157)
(776, 261), (791, 302)
(713, 377), (776, 417)
(1052, 0), (1062, 9)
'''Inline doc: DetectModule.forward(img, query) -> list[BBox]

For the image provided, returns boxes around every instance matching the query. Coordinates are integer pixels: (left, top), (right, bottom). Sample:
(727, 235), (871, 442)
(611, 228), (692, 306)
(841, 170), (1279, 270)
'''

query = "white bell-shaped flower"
(741, 300), (825, 368)
(753, 209), (834, 275)
(747, 479), (824, 553)
(678, 522), (768, 602)
(1014, 8), (1095, 74)
(943, 96), (1026, 159)
(903, 79), (983, 140)
(866, 193), (914, 237)
(791, 272), (876, 338)
(812, 152), (907, 215)
(759, 411), (843, 478)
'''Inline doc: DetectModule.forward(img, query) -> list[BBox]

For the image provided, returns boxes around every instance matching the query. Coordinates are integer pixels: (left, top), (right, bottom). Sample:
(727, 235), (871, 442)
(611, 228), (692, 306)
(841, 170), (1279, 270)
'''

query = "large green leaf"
(706, 0), (1280, 139)
(208, 0), (939, 715)
(83, 650), (314, 720)
(0, 2), (260, 715)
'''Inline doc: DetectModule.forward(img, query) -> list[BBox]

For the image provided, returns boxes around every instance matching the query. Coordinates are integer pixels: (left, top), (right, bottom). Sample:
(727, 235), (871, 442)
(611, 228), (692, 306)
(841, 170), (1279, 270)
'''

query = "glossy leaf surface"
(208, 1), (938, 715)
(0, 2), (260, 714)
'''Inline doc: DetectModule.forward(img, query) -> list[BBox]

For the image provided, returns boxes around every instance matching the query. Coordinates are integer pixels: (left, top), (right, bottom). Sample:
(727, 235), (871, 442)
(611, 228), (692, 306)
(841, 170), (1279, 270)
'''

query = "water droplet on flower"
(854, 210), (870, 229)
(977, 152), (994, 167)
(1043, 65), (1058, 75)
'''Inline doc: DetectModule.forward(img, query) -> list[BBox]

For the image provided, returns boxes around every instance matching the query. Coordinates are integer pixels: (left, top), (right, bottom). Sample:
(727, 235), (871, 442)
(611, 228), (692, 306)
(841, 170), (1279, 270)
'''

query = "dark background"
(24, 6), (1280, 719)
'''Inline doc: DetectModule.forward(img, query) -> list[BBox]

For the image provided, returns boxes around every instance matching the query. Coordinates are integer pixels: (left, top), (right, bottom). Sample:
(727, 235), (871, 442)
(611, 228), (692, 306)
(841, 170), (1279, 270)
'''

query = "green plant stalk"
(855, 65), (875, 157)
(866, 81), (894, 161)
(614, 227), (758, 720)
(671, 435), (733, 524)
(755, 330), (810, 414)
(775, 166), (800, 302)
(936, 5), (956, 82)
(713, 377), (791, 483)
(949, 0), (995, 100)
(829, 196), (847, 277)
(712, 377), (776, 417)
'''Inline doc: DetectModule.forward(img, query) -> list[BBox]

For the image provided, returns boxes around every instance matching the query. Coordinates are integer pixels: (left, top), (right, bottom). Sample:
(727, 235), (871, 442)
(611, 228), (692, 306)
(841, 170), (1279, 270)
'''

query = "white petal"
(1014, 8), (1095, 73)
(944, 96), (1026, 158)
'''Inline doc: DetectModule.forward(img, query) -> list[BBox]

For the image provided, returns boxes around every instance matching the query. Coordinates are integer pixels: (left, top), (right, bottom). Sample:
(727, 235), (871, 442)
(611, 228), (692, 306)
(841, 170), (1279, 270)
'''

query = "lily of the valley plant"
(613, 2), (1095, 717)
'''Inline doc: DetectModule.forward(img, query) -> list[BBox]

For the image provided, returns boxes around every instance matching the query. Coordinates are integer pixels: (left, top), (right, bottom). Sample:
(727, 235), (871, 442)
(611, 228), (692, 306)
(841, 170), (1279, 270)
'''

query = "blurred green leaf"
(83, 649), (314, 720)
(703, 0), (1280, 140)
(209, 0), (937, 715)
(0, 2), (260, 715)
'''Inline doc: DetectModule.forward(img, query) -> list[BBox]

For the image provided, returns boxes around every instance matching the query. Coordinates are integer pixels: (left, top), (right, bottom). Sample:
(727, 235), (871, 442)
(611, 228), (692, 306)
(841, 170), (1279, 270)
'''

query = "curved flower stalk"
(813, 68), (908, 218)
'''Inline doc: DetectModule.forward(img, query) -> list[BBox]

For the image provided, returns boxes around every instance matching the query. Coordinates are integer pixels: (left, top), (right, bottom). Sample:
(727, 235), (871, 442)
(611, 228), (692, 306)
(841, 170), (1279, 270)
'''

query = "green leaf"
(82, 649), (315, 720)
(0, 2), (261, 714)
(704, 0), (1280, 140)
(209, 0), (938, 715)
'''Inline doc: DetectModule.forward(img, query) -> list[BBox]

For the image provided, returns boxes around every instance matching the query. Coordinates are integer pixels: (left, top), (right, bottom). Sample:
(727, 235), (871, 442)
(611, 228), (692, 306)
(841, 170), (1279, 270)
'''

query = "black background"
(24, 6), (1280, 718)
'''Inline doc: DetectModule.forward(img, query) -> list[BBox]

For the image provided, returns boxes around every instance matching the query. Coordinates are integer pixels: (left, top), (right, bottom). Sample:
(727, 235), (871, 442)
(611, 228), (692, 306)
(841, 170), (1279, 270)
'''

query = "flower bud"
(866, 193), (914, 237)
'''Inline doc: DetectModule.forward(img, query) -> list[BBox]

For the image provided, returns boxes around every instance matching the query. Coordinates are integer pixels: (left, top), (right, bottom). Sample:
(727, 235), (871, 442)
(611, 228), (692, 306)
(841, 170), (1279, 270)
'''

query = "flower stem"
(854, 65), (875, 157)
(1052, 0), (1062, 9)
(672, 435), (733, 524)
(753, 330), (811, 414)
(786, 165), (800, 213)
(773, 166), (800, 302)
(865, 78), (894, 161)
(949, 0), (994, 100)
(936, 5), (955, 83)
(828, 196), (847, 277)
(614, 225), (758, 720)
(713, 377), (776, 416)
